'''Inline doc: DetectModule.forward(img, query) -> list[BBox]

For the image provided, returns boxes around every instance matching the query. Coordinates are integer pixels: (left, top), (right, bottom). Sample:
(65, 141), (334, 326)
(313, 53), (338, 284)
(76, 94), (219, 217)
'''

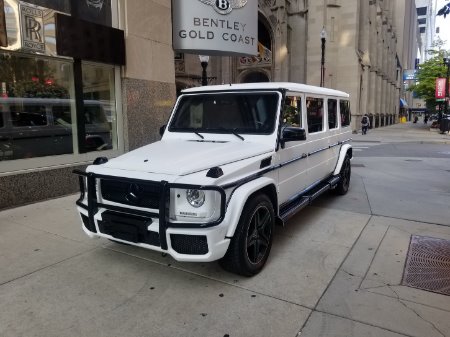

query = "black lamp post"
(199, 55), (210, 86)
(320, 27), (327, 87)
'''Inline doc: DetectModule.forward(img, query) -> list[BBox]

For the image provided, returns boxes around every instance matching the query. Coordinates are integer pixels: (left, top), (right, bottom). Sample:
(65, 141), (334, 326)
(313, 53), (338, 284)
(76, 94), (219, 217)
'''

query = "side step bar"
(279, 175), (341, 224)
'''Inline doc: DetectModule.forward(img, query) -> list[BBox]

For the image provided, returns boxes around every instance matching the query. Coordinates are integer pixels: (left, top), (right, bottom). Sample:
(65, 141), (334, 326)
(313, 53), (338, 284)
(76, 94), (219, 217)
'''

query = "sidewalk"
(353, 122), (450, 144)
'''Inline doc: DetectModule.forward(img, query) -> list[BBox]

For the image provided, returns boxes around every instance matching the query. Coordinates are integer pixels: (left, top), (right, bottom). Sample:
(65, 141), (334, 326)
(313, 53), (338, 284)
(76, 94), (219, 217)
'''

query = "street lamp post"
(199, 55), (210, 86)
(320, 27), (327, 87)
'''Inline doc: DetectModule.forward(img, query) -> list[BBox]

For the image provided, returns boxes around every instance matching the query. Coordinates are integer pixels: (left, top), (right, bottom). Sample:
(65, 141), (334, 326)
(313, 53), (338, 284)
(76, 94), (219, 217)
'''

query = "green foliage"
(12, 80), (69, 99)
(408, 40), (449, 109)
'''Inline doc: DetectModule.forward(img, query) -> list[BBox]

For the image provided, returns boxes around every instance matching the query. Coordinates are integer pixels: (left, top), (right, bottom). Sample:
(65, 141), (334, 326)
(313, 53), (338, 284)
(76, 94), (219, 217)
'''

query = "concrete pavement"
(1, 123), (449, 337)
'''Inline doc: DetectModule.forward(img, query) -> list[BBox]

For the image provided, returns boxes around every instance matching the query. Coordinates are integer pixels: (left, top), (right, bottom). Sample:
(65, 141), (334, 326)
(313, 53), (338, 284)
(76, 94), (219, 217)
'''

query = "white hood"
(103, 140), (273, 176)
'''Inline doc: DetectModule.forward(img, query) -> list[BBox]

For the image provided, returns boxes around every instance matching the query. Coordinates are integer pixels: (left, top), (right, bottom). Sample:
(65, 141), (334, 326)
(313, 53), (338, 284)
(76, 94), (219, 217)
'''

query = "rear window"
(340, 100), (351, 127)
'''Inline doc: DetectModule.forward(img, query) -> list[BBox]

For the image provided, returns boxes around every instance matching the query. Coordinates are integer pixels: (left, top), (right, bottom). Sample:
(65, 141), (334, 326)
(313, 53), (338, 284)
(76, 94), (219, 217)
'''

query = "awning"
(400, 98), (408, 108)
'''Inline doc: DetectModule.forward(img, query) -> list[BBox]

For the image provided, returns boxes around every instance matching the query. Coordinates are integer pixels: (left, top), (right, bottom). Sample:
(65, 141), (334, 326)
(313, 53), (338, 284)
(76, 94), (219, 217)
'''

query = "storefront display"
(0, 0), (121, 167)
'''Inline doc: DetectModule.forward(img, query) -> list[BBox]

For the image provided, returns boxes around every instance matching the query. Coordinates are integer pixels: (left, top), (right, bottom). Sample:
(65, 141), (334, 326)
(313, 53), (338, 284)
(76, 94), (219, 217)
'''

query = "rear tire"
(219, 194), (274, 276)
(334, 155), (351, 195)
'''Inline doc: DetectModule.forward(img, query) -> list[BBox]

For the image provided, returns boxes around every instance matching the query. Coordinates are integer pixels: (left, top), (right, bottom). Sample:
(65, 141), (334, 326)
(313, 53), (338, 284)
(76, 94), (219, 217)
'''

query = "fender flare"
(333, 144), (352, 175)
(223, 177), (277, 238)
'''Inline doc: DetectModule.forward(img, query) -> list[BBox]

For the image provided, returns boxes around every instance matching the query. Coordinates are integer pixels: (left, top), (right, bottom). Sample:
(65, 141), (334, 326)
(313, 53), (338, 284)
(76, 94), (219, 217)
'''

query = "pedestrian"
(424, 115), (428, 124)
(361, 114), (370, 135)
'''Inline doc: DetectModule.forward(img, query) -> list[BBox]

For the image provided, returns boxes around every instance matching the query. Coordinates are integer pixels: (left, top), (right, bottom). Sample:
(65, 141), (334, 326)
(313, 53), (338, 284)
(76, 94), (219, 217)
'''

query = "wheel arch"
(333, 144), (352, 175)
(224, 177), (278, 238)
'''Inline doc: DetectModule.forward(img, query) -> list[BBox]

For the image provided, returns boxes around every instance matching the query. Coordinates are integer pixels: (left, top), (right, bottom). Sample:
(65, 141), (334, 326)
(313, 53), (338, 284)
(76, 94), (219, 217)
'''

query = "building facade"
(415, 0), (436, 62)
(0, 0), (175, 209)
(1, 0), (418, 209)
(176, 0), (418, 132)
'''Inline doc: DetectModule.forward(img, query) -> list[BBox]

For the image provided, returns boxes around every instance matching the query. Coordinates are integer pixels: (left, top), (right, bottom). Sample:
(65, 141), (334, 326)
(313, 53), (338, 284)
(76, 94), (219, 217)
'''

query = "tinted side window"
(340, 100), (351, 127)
(328, 99), (338, 129)
(84, 105), (107, 124)
(306, 97), (323, 133)
(52, 105), (72, 126)
(282, 96), (302, 127)
(10, 105), (47, 127)
(0, 113), (3, 128)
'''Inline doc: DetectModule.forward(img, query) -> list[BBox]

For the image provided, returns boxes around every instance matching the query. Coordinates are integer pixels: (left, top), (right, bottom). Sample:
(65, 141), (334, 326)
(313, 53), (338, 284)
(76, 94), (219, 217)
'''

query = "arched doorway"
(237, 12), (273, 83)
(241, 71), (270, 83)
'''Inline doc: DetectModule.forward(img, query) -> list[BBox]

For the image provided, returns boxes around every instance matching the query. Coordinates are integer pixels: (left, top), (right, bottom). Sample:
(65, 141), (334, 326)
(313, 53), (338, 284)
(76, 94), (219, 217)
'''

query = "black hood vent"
(206, 167), (224, 178)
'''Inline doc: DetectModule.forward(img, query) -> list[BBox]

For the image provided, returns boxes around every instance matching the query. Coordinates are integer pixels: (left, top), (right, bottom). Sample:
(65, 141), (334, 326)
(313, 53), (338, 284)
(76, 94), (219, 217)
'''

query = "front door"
(276, 93), (309, 205)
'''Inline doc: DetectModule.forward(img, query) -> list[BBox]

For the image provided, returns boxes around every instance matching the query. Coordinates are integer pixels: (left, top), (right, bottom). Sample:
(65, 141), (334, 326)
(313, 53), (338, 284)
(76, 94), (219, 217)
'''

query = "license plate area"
(98, 211), (160, 246)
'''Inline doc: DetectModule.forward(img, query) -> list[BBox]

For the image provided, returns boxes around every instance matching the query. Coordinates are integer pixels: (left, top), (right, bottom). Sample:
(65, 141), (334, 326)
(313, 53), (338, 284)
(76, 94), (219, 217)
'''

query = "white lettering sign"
(173, 0), (257, 56)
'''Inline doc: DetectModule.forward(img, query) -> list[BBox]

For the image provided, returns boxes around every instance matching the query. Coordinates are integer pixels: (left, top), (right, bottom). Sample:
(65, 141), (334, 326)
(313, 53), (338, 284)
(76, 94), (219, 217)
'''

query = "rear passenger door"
(305, 96), (329, 184)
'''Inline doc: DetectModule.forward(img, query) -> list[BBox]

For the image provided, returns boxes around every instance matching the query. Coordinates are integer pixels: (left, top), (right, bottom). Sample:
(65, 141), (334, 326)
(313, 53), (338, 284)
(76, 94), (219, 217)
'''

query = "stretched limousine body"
(75, 82), (352, 276)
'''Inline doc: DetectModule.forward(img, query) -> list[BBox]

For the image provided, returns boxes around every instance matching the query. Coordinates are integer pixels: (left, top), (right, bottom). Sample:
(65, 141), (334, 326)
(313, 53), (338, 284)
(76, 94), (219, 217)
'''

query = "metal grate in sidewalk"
(402, 235), (450, 296)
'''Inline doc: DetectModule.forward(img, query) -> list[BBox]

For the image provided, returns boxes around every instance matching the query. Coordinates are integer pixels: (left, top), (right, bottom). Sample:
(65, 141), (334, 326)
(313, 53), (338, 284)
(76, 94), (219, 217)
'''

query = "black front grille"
(170, 234), (208, 255)
(98, 211), (160, 246)
(101, 179), (161, 209)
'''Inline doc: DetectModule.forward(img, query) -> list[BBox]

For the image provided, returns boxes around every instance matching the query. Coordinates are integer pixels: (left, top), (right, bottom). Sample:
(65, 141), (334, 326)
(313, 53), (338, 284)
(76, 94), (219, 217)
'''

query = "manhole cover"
(402, 235), (450, 296)
(405, 159), (423, 162)
(351, 163), (365, 167)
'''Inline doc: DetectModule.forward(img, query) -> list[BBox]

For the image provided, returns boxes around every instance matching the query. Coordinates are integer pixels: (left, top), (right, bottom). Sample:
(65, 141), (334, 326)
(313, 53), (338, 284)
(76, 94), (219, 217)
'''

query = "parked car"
(74, 82), (353, 276)
(0, 97), (112, 160)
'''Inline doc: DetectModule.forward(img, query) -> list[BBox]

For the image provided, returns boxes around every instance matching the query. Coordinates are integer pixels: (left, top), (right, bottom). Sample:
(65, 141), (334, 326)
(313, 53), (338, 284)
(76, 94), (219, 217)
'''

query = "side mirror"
(281, 127), (306, 148)
(159, 125), (166, 137)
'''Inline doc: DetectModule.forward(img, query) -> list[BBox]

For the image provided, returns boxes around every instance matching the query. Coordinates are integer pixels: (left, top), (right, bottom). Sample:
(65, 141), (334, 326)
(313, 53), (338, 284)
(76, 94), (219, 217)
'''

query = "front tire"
(334, 155), (351, 195)
(219, 194), (274, 276)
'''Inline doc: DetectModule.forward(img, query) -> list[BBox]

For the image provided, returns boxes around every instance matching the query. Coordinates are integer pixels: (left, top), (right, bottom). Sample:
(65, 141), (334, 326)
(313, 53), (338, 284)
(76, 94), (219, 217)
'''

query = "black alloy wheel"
(246, 204), (272, 265)
(220, 194), (275, 276)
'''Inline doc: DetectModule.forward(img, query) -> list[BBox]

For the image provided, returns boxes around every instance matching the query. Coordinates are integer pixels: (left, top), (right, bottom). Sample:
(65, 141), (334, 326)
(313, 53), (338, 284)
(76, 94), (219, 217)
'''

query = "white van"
(75, 82), (352, 276)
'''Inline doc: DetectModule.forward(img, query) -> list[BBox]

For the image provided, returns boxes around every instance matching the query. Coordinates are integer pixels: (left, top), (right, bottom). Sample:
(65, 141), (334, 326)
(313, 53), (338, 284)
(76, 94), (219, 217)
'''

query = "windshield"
(168, 92), (279, 135)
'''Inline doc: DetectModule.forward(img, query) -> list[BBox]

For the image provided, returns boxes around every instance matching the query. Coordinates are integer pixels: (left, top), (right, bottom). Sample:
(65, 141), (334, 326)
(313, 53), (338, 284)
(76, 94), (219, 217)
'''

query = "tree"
(408, 40), (449, 111)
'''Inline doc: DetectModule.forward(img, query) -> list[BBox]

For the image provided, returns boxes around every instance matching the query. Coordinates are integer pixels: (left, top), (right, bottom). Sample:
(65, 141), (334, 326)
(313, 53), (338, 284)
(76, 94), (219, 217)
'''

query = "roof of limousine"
(182, 82), (350, 98)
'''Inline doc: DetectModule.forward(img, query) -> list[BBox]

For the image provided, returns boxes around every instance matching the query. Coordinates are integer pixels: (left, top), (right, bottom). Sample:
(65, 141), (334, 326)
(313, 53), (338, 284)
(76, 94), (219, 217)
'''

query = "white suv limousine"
(75, 83), (352, 276)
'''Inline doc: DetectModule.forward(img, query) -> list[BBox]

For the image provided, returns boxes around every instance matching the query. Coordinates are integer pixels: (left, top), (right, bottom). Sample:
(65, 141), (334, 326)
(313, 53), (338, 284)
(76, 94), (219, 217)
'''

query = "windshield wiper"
(203, 127), (245, 141)
(230, 128), (245, 141)
(194, 131), (204, 139)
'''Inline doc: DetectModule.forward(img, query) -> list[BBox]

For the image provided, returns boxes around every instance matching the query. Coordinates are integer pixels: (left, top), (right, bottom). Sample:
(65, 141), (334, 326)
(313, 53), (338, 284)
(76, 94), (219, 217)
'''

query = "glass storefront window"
(0, 52), (75, 160)
(82, 63), (117, 152)
(0, 0), (121, 167)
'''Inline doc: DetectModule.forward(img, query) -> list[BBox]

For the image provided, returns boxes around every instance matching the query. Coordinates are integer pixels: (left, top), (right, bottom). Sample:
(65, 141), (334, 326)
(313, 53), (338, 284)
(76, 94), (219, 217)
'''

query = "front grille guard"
(73, 170), (227, 250)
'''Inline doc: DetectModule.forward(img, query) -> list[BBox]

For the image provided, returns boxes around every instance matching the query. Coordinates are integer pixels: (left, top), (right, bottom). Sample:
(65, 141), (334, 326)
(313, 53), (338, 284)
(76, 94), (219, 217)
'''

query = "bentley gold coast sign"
(172, 0), (257, 56)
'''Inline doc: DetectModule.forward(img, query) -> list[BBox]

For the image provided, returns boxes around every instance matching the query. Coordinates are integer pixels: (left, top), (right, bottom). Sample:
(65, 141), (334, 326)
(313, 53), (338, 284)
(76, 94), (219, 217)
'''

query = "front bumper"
(74, 170), (231, 262)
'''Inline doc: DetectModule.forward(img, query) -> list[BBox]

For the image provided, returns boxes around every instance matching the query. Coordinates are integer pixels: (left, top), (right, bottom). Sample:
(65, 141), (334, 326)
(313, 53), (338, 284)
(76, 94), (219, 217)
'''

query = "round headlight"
(186, 189), (205, 208)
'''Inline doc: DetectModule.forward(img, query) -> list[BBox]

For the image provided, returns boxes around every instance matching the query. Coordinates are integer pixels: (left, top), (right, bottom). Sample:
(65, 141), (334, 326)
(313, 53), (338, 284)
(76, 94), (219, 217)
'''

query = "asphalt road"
(353, 141), (450, 158)
(315, 130), (450, 226)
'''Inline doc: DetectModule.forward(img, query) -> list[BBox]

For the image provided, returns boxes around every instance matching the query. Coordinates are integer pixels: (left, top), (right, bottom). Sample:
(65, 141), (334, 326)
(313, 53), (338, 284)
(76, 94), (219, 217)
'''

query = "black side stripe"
(220, 139), (352, 191)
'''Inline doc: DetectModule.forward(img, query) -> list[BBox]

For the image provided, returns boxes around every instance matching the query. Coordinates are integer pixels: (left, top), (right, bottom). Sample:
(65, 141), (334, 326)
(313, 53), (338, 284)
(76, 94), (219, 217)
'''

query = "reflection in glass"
(82, 63), (116, 152)
(1, 0), (68, 56)
(0, 52), (74, 160)
(306, 97), (324, 133)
